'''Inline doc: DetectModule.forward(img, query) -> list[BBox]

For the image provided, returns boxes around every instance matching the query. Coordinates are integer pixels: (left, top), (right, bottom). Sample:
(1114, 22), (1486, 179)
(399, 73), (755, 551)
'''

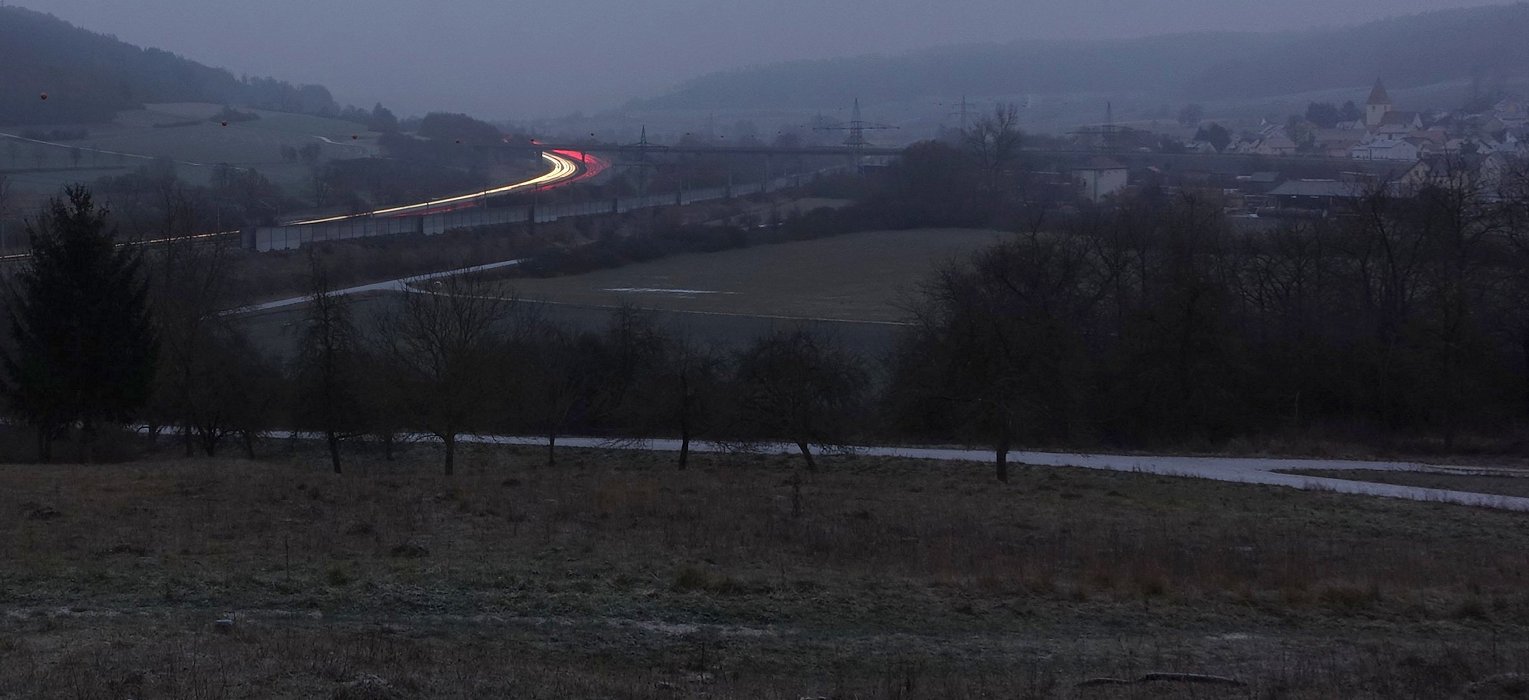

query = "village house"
(1494, 98), (1529, 130)
(1351, 137), (1421, 161)
(1265, 179), (1376, 217)
(1375, 111), (1425, 137)
(1072, 157), (1129, 203)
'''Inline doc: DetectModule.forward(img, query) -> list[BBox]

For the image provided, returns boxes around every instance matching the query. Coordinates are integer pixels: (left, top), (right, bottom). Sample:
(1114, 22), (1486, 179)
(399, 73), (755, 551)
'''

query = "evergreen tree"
(3, 186), (157, 461)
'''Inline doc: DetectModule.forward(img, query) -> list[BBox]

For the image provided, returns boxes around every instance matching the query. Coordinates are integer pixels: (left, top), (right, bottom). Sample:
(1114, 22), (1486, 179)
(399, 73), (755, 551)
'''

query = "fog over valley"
(22, 0), (1512, 116)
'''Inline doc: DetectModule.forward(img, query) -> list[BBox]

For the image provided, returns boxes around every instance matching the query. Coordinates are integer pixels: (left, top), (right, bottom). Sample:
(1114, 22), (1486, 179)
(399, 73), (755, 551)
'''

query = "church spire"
(1367, 78), (1392, 107)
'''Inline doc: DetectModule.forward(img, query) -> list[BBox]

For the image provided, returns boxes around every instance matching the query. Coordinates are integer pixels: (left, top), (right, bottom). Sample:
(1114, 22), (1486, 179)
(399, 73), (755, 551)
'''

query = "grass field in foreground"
(3, 442), (1529, 697)
(504, 228), (1014, 323)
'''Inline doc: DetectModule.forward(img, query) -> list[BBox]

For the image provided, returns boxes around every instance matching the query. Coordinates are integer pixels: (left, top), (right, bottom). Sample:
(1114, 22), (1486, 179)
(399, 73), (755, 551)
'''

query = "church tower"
(1366, 78), (1392, 128)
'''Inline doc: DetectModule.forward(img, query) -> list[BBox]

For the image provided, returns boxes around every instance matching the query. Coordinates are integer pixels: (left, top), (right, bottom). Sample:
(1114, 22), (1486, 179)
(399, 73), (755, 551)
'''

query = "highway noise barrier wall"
(248, 172), (823, 253)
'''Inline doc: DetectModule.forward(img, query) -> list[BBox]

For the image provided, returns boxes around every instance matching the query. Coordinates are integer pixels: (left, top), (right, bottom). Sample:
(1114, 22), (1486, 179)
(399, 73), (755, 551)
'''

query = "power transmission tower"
(814, 99), (897, 151)
(949, 95), (972, 132)
(618, 125), (665, 198)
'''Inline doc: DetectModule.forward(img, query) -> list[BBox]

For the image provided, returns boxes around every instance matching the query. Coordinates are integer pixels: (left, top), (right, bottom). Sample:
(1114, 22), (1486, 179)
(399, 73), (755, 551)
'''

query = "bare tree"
(1405, 160), (1507, 447)
(892, 232), (1101, 481)
(516, 322), (609, 467)
(594, 309), (726, 470)
(0, 174), (10, 250)
(733, 328), (867, 471)
(295, 250), (361, 473)
(143, 185), (240, 455)
(666, 334), (726, 470)
(374, 270), (511, 475)
(356, 348), (409, 461)
(228, 344), (284, 460)
(963, 102), (1024, 190)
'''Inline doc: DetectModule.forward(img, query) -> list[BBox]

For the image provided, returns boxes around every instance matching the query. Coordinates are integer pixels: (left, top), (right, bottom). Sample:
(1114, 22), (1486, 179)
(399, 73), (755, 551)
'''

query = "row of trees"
(11, 161), (1529, 478)
(0, 190), (871, 471)
(891, 163), (1529, 477)
(295, 269), (869, 475)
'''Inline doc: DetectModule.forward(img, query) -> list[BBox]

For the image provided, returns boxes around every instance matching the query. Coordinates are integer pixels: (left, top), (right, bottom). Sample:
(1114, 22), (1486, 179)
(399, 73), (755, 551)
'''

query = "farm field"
(3, 442), (1529, 697)
(503, 228), (1014, 323)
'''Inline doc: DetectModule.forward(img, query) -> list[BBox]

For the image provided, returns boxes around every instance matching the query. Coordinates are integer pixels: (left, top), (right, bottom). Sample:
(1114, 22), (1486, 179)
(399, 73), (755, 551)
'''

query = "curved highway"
(286, 148), (602, 225)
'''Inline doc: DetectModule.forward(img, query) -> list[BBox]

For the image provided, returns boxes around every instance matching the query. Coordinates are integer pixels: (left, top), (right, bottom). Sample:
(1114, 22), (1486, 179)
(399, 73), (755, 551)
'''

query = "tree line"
(0, 187), (872, 472)
(892, 162), (1529, 475)
(8, 164), (1529, 477)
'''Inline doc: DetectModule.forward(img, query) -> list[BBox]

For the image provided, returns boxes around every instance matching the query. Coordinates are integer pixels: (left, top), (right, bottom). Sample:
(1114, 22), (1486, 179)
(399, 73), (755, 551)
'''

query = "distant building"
(1252, 134), (1298, 156)
(1374, 111), (1424, 137)
(1367, 79), (1393, 128)
(1351, 137), (1421, 161)
(1072, 157), (1129, 203)
(1478, 152), (1516, 194)
(1493, 98), (1529, 129)
(1317, 133), (1365, 158)
(1267, 179), (1369, 217)
(1237, 171), (1285, 194)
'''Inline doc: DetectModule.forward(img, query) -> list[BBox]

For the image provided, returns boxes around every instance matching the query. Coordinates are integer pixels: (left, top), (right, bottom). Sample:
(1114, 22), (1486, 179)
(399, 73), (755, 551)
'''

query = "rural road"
(239, 257), (525, 314)
(261, 429), (1529, 512)
(463, 436), (1529, 511)
(0, 129), (209, 167)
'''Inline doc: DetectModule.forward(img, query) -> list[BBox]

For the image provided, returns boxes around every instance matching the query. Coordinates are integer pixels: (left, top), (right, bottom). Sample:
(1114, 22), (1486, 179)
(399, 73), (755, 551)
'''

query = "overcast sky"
(18, 0), (1514, 118)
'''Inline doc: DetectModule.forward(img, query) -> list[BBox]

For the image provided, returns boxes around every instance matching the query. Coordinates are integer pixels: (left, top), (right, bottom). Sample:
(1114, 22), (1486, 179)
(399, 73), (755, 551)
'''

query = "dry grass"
(1283, 468), (1529, 499)
(3, 442), (1529, 697)
(500, 228), (1013, 322)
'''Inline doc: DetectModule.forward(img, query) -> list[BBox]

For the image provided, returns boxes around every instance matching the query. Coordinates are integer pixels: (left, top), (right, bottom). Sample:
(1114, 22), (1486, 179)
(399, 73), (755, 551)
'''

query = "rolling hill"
(0, 5), (341, 125)
(631, 3), (1529, 112)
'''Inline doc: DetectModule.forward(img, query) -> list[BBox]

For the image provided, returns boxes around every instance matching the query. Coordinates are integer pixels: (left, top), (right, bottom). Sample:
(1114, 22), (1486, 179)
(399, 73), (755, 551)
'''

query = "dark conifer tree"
(3, 186), (157, 461)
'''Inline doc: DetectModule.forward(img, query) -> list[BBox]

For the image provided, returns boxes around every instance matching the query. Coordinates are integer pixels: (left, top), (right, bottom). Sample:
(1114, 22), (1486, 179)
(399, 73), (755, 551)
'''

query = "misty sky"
(18, 0), (1514, 118)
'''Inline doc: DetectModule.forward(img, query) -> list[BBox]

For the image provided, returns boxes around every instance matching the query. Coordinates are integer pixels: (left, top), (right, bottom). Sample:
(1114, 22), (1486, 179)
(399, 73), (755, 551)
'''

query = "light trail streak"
(0, 148), (606, 262)
(287, 149), (591, 225)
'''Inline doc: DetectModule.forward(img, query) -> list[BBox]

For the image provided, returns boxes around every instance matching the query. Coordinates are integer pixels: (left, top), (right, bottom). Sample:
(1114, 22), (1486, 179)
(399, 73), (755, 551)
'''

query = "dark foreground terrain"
(3, 442), (1529, 698)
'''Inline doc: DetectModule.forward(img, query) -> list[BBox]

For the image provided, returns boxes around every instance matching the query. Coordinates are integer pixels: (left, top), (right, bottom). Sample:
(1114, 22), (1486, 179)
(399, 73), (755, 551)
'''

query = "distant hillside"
(1189, 4), (1529, 99)
(633, 3), (1529, 111)
(0, 6), (340, 125)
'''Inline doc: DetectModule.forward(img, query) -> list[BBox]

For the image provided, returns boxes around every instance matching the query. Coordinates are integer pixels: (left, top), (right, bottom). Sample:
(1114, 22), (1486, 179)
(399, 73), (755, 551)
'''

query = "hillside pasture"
(503, 228), (1013, 323)
(1, 102), (381, 194)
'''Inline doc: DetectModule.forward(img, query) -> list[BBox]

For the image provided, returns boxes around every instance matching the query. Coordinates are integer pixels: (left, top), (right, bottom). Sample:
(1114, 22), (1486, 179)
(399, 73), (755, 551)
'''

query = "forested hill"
(0, 5), (340, 125)
(632, 3), (1529, 110)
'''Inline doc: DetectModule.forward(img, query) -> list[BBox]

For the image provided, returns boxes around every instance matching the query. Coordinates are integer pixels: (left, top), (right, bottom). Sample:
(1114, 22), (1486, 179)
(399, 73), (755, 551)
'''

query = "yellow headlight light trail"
(287, 151), (581, 226)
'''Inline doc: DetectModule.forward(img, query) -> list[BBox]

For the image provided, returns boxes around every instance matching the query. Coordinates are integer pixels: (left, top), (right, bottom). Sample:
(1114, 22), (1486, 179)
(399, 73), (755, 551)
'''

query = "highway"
(285, 148), (601, 225)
